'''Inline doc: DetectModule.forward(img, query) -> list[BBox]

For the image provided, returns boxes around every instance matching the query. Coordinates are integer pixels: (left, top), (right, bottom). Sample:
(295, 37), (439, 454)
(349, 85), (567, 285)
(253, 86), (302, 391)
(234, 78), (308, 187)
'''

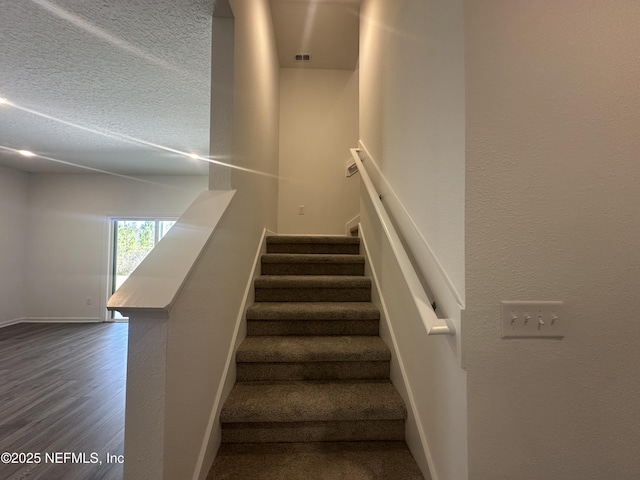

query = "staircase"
(208, 235), (425, 479)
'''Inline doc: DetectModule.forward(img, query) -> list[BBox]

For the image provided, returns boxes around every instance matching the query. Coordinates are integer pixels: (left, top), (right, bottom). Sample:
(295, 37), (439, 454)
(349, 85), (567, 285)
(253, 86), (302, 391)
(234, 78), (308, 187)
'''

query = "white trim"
(107, 190), (236, 315)
(357, 140), (465, 311)
(21, 317), (102, 323)
(193, 228), (268, 480)
(0, 317), (26, 328)
(351, 148), (454, 336)
(345, 213), (360, 235)
(1, 317), (102, 328)
(359, 224), (438, 480)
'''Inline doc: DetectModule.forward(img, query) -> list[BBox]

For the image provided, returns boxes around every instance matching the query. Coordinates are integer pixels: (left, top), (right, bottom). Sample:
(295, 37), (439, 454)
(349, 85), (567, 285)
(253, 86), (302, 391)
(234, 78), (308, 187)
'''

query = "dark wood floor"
(0, 322), (127, 480)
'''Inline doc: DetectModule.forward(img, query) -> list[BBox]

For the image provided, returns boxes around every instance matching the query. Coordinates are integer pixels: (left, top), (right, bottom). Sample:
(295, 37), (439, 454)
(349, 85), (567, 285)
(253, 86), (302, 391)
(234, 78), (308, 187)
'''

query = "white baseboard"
(0, 317), (26, 329)
(22, 317), (102, 323)
(359, 225), (437, 480)
(346, 214), (360, 235)
(1, 317), (103, 329)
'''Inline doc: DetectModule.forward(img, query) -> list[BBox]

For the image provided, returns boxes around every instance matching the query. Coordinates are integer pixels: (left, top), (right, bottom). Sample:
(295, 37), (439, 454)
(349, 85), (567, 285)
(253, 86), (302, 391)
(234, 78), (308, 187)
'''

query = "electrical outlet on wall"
(501, 301), (563, 338)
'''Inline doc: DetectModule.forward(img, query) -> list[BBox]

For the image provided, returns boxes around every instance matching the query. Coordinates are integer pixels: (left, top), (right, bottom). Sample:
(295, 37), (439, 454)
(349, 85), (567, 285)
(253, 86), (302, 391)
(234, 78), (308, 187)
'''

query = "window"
(110, 218), (176, 319)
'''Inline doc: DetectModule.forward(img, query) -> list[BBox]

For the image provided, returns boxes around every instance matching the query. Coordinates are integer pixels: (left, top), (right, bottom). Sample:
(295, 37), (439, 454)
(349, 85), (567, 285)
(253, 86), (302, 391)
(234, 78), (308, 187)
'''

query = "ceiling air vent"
(294, 54), (311, 62)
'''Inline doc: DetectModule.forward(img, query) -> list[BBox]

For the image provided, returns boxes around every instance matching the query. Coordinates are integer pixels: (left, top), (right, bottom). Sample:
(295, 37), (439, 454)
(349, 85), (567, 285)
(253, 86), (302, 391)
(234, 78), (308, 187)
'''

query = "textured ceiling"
(0, 0), (214, 175)
(0, 0), (360, 175)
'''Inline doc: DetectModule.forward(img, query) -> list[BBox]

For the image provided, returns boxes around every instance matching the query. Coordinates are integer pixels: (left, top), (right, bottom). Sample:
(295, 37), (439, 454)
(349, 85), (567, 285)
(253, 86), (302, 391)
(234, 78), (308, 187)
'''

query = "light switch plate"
(501, 301), (564, 338)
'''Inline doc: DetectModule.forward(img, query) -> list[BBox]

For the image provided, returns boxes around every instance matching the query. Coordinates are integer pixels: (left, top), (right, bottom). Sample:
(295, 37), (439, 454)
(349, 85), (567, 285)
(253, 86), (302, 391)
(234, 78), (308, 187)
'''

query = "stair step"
(236, 361), (390, 382)
(237, 336), (390, 362)
(221, 381), (406, 443)
(266, 235), (360, 255)
(209, 442), (425, 479)
(221, 419), (406, 443)
(246, 302), (380, 336)
(221, 381), (406, 424)
(236, 336), (390, 381)
(261, 254), (365, 276)
(247, 302), (380, 321)
(254, 276), (371, 302)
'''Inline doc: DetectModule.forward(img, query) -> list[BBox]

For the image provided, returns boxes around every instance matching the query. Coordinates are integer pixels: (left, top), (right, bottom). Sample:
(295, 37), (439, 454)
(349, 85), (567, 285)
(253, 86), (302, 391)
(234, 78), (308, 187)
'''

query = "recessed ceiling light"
(18, 150), (36, 157)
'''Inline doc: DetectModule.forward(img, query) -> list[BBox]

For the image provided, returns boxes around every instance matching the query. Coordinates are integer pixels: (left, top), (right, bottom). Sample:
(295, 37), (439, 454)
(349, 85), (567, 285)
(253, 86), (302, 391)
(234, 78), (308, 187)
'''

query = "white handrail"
(350, 148), (455, 336)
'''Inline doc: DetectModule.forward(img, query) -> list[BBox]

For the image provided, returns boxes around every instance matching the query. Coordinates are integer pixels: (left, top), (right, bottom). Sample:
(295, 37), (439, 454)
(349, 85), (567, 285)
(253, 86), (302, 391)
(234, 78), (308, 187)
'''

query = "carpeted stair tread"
(266, 235), (360, 245)
(266, 235), (360, 255)
(261, 253), (365, 275)
(236, 361), (390, 382)
(246, 302), (380, 321)
(246, 302), (381, 336)
(221, 419), (405, 443)
(208, 442), (426, 480)
(254, 276), (371, 302)
(221, 381), (406, 424)
(262, 254), (365, 264)
(236, 336), (390, 381)
(237, 336), (390, 363)
(255, 275), (370, 289)
(247, 320), (379, 336)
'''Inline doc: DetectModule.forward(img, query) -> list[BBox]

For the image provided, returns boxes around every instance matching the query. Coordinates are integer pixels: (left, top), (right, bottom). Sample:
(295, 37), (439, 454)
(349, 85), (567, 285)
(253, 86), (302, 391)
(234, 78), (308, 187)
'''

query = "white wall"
(163, 0), (281, 477)
(359, 2), (467, 479)
(465, 1), (640, 479)
(209, 16), (234, 190)
(24, 174), (207, 322)
(227, 0), (280, 230)
(359, 0), (465, 300)
(0, 166), (28, 326)
(278, 68), (359, 234)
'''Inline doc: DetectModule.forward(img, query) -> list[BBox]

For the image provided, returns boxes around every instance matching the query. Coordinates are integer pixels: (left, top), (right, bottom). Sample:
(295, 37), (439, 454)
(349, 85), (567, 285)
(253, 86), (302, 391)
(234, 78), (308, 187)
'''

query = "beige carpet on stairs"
(208, 235), (427, 479)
